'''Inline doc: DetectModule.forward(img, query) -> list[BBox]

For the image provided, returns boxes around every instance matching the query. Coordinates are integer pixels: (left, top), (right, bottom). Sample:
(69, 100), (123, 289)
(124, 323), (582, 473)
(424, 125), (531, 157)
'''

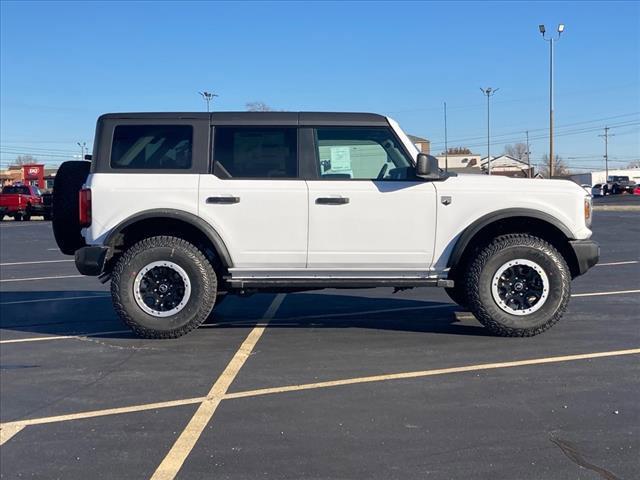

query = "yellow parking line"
(572, 289), (640, 297)
(0, 424), (24, 445)
(1, 347), (638, 448)
(224, 348), (640, 400)
(149, 293), (286, 480)
(0, 397), (206, 444)
(0, 274), (84, 283)
(0, 294), (110, 306)
(596, 260), (639, 267)
(0, 330), (130, 344)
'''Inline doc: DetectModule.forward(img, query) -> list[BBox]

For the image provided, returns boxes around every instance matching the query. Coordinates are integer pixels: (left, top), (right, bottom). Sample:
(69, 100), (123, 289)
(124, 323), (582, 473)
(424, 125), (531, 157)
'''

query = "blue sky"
(1, 0), (638, 171)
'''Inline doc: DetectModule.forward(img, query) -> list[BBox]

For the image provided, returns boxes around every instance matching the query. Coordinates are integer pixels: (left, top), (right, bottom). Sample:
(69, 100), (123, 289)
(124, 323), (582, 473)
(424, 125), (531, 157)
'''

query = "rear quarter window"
(110, 125), (193, 169)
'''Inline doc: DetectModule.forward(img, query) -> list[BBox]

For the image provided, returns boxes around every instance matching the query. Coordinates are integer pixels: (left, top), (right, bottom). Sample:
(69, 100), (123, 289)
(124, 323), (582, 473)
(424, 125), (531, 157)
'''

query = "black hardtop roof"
(98, 111), (389, 126)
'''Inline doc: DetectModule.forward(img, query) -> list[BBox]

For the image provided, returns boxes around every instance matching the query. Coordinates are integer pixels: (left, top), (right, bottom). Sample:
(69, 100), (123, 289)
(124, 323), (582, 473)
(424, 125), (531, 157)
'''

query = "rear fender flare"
(103, 209), (233, 268)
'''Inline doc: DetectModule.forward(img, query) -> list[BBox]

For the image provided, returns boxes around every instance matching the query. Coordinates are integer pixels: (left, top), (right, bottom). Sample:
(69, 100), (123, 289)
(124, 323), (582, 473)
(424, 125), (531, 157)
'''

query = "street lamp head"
(539, 24), (546, 35)
(558, 23), (565, 34)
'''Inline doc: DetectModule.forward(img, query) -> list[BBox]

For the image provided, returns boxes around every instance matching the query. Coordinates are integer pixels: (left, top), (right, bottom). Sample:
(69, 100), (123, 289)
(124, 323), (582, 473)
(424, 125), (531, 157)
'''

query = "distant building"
(435, 152), (483, 174)
(480, 155), (534, 178)
(0, 164), (57, 190)
(408, 135), (430, 154)
(569, 167), (640, 186)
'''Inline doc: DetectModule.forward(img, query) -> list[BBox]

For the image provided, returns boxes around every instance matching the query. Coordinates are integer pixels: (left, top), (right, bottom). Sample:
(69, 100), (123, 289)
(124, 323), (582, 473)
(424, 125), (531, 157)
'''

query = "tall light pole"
(539, 23), (565, 178)
(77, 142), (86, 160)
(199, 91), (218, 112)
(480, 87), (499, 175)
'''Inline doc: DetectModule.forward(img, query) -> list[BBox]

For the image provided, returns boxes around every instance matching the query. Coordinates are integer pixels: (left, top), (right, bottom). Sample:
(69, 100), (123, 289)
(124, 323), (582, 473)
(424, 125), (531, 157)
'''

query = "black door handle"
(316, 197), (349, 205)
(206, 196), (240, 204)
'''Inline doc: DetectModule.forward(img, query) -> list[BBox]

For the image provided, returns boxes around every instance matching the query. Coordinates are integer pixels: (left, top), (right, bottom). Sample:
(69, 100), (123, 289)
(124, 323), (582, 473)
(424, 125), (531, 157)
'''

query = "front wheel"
(111, 236), (218, 339)
(464, 234), (570, 337)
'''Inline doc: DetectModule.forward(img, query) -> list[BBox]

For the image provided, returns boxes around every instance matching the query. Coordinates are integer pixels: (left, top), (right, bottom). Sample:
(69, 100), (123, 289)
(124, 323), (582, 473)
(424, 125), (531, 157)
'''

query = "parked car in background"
(607, 175), (637, 194)
(591, 184), (606, 197)
(0, 184), (51, 221)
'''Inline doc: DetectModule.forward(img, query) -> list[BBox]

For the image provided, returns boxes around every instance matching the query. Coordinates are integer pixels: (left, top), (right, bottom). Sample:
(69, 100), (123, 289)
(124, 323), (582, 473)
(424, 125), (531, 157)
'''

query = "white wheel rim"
(133, 261), (192, 318)
(491, 259), (549, 316)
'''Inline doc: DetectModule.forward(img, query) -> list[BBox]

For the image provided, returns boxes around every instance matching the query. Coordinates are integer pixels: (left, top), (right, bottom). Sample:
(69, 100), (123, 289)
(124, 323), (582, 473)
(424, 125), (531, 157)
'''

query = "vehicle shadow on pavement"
(0, 291), (486, 339)
(208, 292), (488, 337)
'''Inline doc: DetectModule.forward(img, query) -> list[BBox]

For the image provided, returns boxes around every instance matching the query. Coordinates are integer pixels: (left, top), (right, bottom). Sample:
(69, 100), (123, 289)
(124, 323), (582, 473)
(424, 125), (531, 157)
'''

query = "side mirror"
(416, 153), (440, 180)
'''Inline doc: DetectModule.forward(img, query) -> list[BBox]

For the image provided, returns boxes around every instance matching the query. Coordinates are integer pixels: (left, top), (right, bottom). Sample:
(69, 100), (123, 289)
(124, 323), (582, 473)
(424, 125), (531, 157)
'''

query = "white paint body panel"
(431, 175), (592, 272)
(307, 180), (437, 270)
(198, 177), (308, 269)
(84, 173), (199, 245)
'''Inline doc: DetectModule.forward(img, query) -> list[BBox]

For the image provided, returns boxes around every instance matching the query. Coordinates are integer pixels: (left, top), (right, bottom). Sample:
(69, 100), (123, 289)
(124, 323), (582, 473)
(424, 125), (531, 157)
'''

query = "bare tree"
(440, 147), (472, 155)
(539, 154), (570, 177)
(245, 101), (273, 112)
(504, 143), (528, 161)
(14, 155), (38, 166)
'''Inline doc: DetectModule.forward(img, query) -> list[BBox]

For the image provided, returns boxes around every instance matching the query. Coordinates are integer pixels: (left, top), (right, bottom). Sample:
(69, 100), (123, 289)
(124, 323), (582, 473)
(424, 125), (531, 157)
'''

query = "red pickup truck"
(0, 184), (51, 221)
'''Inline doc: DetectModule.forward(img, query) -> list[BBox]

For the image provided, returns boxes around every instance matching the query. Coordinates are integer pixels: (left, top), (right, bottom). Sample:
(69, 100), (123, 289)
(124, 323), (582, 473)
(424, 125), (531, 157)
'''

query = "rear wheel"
(464, 234), (570, 337)
(52, 161), (91, 254)
(111, 236), (217, 339)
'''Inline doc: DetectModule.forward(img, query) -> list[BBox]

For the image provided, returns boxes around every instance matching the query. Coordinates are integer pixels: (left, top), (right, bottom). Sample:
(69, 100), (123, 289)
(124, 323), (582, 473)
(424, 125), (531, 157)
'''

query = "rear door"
(305, 126), (437, 272)
(198, 125), (308, 270)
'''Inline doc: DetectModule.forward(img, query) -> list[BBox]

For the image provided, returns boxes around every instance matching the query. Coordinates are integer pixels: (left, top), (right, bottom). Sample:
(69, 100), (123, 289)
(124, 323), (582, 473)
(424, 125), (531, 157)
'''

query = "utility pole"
(443, 102), (448, 173)
(599, 126), (613, 181)
(480, 87), (499, 175)
(525, 130), (531, 178)
(539, 23), (565, 178)
(199, 91), (218, 112)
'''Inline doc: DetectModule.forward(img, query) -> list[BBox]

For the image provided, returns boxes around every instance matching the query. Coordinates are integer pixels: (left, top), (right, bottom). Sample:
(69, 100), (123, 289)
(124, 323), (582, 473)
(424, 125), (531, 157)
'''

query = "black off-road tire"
(444, 286), (469, 309)
(464, 234), (571, 337)
(52, 161), (91, 254)
(111, 236), (217, 339)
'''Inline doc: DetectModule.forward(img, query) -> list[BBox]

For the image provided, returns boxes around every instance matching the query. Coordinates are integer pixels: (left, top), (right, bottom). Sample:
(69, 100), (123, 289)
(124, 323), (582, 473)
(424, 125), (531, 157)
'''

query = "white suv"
(52, 112), (598, 338)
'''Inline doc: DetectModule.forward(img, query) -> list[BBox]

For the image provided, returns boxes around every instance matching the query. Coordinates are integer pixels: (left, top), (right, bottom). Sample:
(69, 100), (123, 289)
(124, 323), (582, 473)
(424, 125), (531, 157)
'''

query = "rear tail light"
(79, 188), (92, 227)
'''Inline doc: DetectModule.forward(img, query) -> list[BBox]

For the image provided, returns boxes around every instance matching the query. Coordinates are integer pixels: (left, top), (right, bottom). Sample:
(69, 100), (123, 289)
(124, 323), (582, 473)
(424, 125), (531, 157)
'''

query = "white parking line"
(0, 259), (74, 266)
(0, 330), (131, 344)
(596, 260), (639, 266)
(0, 274), (84, 283)
(0, 294), (109, 306)
(572, 289), (640, 298)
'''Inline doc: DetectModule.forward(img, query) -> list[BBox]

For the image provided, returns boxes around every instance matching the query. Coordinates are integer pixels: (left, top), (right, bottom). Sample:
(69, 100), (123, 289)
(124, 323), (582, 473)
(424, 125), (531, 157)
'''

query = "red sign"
(22, 164), (45, 189)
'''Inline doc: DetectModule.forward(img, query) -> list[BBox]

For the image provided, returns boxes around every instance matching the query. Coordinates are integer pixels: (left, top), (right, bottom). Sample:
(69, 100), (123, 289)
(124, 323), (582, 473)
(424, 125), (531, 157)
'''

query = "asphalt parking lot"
(1, 211), (639, 480)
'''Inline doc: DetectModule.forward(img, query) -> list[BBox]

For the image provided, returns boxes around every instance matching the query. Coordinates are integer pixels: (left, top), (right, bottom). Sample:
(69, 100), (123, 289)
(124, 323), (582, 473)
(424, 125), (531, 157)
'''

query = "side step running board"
(226, 278), (454, 289)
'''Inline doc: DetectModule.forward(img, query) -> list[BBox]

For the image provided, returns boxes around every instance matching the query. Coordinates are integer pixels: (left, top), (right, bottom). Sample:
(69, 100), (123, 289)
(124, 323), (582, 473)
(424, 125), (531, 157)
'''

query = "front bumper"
(569, 239), (599, 276)
(75, 246), (109, 276)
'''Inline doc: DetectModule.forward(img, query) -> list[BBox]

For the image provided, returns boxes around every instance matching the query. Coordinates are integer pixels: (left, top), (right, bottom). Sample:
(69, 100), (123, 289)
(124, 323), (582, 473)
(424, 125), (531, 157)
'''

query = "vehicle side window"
(110, 125), (193, 169)
(314, 127), (413, 180)
(213, 127), (297, 179)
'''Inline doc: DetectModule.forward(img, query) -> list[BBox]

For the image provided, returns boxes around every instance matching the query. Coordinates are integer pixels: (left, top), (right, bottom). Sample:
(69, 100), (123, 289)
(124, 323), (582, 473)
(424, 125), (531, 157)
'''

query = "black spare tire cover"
(52, 161), (91, 255)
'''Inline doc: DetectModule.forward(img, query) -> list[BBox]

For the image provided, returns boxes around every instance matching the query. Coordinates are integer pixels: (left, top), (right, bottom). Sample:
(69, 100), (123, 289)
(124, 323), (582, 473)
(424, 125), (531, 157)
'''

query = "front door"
(306, 126), (437, 273)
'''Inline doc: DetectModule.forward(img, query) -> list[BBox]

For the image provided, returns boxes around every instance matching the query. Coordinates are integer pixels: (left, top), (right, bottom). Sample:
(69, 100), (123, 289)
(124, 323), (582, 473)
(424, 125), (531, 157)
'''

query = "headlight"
(584, 195), (592, 227)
